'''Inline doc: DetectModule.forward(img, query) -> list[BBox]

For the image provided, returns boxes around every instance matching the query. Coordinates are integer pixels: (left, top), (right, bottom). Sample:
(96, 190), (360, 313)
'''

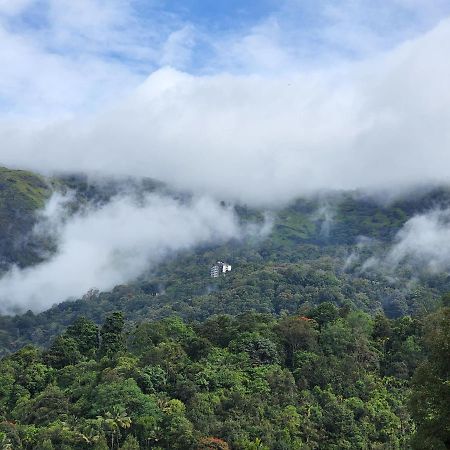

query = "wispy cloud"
(1, 0), (449, 312)
(0, 192), (263, 314)
(386, 208), (450, 272)
(1, 0), (449, 117)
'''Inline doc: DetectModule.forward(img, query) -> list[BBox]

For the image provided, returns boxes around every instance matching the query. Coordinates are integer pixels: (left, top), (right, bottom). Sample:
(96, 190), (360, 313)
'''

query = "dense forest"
(0, 167), (449, 449)
(0, 298), (449, 449)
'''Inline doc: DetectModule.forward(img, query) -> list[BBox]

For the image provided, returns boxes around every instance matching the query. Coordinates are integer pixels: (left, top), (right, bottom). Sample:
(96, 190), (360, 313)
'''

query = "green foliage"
(0, 308), (436, 449)
(1, 184), (449, 356)
(99, 312), (126, 358)
(119, 434), (140, 449)
(0, 168), (448, 448)
(409, 304), (450, 449)
(0, 167), (52, 270)
(44, 335), (82, 369)
(36, 439), (54, 450)
(66, 317), (99, 357)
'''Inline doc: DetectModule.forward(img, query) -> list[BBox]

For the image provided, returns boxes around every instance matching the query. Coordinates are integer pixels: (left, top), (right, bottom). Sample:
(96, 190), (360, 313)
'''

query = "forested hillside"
(0, 168), (164, 275)
(2, 0), (450, 448)
(0, 169), (449, 449)
(0, 169), (449, 354)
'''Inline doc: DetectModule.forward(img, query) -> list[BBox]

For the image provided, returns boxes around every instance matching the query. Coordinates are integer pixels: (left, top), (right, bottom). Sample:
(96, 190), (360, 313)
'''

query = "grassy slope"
(0, 167), (52, 269)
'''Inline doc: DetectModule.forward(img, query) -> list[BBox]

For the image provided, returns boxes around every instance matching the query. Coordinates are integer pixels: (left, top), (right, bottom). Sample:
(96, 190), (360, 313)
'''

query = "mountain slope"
(0, 167), (449, 355)
(0, 167), (52, 270)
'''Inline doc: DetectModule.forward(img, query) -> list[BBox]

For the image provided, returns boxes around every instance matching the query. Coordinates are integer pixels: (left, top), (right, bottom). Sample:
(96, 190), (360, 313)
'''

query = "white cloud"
(387, 208), (450, 272)
(0, 0), (163, 117)
(0, 192), (256, 314)
(0, 25), (141, 118)
(218, 18), (294, 73)
(1, 0), (449, 118)
(1, 18), (450, 206)
(0, 0), (450, 313)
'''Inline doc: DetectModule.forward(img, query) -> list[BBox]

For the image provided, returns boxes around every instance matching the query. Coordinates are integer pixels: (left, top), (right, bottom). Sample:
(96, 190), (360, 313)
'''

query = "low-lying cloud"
(386, 208), (450, 272)
(0, 193), (262, 314)
(348, 208), (450, 275)
(1, 18), (450, 206)
(1, 2), (450, 314)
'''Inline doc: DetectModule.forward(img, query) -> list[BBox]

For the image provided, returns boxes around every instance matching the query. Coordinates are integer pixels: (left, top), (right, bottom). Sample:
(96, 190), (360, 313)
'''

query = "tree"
(276, 316), (318, 366)
(120, 434), (140, 450)
(66, 317), (99, 357)
(309, 302), (338, 328)
(373, 313), (392, 341)
(198, 437), (230, 450)
(20, 385), (69, 426)
(410, 306), (450, 449)
(91, 379), (158, 421)
(229, 332), (280, 365)
(93, 436), (109, 450)
(99, 312), (126, 358)
(100, 406), (132, 450)
(159, 399), (194, 449)
(44, 335), (82, 368)
(0, 431), (13, 450)
(36, 439), (54, 450)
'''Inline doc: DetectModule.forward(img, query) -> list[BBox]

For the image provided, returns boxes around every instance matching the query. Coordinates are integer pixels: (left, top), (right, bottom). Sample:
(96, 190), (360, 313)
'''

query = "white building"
(210, 261), (232, 278)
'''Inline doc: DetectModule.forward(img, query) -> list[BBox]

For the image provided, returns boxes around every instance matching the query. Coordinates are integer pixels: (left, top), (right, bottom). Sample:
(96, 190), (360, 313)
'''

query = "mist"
(386, 208), (450, 272)
(0, 192), (262, 314)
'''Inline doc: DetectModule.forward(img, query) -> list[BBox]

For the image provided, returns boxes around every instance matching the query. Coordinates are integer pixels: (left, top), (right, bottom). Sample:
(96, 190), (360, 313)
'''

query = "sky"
(1, 0), (450, 118)
(1, 0), (450, 312)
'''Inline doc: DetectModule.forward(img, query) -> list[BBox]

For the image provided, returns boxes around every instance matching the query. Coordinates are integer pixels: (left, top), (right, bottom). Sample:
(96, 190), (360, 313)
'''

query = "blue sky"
(0, 0), (449, 117)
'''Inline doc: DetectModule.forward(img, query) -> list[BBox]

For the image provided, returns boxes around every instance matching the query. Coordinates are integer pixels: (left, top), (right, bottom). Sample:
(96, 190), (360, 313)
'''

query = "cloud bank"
(2, 18), (450, 207)
(0, 193), (256, 314)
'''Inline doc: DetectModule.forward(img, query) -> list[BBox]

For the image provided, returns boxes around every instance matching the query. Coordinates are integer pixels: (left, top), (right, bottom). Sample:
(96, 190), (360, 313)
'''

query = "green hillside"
(0, 167), (52, 270)
(0, 168), (449, 355)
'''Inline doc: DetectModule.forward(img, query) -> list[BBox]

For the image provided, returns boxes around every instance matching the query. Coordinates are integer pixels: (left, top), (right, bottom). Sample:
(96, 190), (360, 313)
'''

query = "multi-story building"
(210, 261), (232, 278)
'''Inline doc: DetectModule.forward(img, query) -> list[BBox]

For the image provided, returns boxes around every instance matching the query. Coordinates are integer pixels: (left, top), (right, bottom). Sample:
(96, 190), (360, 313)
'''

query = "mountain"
(0, 167), (449, 354)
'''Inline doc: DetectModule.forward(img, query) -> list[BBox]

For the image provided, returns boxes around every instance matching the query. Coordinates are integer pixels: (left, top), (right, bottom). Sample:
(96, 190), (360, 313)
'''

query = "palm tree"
(100, 406), (132, 449)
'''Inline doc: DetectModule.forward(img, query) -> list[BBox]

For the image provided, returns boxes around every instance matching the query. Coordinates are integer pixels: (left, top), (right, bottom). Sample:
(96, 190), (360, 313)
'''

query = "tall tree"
(99, 312), (126, 358)
(410, 304), (450, 449)
(66, 317), (99, 357)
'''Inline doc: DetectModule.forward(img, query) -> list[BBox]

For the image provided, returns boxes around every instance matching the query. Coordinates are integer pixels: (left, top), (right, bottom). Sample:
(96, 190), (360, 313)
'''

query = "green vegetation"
(0, 167), (52, 269)
(0, 251), (443, 356)
(0, 300), (448, 449)
(0, 167), (50, 210)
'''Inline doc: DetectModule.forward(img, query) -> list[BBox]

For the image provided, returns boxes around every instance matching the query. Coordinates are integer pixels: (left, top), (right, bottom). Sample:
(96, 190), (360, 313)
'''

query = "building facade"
(210, 261), (232, 278)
